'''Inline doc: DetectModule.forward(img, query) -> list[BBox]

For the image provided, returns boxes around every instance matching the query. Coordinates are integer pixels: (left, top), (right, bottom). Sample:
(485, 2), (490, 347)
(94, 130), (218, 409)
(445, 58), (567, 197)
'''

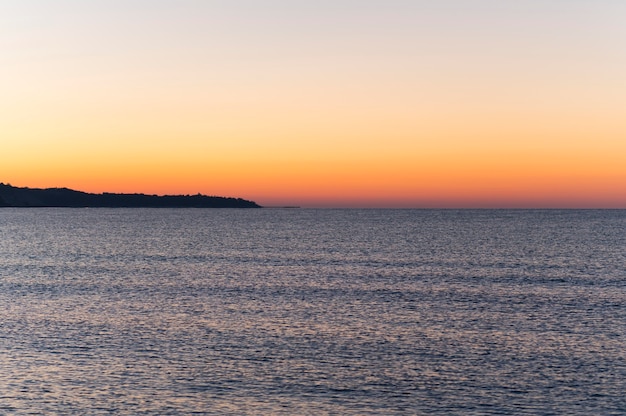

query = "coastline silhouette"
(0, 183), (260, 208)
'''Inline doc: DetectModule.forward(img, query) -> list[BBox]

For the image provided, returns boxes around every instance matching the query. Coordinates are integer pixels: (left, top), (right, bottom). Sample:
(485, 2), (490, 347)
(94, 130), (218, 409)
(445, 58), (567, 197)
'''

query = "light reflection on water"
(0, 209), (625, 414)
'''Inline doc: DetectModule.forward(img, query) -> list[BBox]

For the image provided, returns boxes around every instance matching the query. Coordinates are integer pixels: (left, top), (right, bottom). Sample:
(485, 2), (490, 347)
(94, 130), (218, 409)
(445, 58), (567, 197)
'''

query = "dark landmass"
(0, 183), (261, 208)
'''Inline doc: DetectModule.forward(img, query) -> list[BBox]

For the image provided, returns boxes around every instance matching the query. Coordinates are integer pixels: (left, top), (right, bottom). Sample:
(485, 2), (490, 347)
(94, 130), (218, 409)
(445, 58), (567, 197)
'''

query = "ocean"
(1, 208), (624, 414)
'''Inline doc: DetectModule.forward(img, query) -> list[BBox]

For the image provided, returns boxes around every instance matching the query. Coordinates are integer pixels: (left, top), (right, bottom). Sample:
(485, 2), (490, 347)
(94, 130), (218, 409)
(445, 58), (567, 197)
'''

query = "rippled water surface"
(1, 209), (625, 414)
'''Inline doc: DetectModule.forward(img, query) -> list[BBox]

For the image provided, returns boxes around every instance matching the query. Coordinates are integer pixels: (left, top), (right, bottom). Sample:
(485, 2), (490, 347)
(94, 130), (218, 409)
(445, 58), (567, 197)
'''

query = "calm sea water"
(0, 209), (624, 415)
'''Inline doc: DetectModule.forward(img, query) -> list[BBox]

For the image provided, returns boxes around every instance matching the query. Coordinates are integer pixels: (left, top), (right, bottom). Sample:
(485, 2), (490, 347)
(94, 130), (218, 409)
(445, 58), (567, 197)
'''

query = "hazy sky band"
(2, 1), (625, 207)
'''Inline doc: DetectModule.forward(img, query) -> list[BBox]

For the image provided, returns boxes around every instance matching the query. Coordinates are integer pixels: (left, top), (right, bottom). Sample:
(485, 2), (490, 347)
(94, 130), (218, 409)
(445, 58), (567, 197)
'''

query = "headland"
(0, 183), (261, 208)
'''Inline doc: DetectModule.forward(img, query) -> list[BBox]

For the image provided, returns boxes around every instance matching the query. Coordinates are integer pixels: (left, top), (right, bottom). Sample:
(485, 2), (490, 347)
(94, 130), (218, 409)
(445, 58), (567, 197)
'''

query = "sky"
(2, 0), (625, 207)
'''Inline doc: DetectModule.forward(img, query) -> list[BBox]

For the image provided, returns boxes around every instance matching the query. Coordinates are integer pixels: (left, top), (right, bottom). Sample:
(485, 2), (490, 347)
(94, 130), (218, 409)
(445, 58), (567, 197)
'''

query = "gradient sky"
(2, 1), (625, 207)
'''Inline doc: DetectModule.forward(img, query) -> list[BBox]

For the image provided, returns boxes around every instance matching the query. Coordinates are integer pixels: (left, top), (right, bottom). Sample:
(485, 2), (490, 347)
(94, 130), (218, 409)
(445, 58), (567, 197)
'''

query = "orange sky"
(2, 1), (625, 207)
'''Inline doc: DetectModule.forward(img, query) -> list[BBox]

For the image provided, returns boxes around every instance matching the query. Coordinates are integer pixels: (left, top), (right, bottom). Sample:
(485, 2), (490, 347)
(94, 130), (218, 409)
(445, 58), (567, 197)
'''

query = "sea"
(0, 208), (624, 415)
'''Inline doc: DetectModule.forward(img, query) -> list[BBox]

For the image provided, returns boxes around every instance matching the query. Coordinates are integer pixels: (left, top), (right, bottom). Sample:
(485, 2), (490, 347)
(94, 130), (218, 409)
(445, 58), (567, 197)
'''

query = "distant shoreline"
(0, 183), (261, 208)
(263, 206), (301, 209)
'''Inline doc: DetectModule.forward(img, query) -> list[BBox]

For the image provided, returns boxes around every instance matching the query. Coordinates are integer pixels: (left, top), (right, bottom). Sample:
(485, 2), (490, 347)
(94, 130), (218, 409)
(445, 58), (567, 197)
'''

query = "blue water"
(1, 209), (625, 414)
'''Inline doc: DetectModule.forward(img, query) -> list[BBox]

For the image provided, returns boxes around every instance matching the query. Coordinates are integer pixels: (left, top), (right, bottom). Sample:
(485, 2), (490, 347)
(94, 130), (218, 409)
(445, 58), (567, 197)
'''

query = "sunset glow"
(2, 1), (625, 207)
